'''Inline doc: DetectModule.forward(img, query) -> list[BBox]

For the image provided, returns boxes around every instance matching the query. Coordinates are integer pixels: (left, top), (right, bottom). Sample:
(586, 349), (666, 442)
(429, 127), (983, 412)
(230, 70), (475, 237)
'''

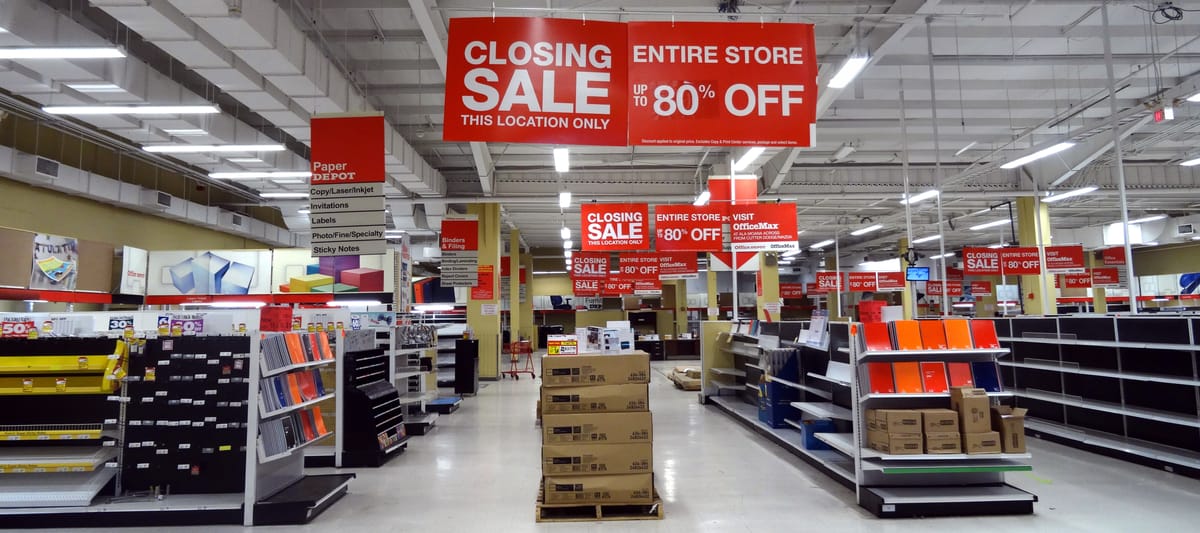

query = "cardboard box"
(541, 353), (650, 387)
(963, 431), (1002, 454)
(867, 429), (923, 455)
(871, 409), (921, 435)
(541, 384), (649, 414)
(950, 387), (992, 434)
(919, 409), (960, 433)
(542, 412), (653, 444)
(924, 432), (962, 454)
(542, 443), (653, 475)
(670, 372), (701, 391)
(543, 473), (653, 504)
(992, 406), (1028, 453)
(673, 366), (701, 379)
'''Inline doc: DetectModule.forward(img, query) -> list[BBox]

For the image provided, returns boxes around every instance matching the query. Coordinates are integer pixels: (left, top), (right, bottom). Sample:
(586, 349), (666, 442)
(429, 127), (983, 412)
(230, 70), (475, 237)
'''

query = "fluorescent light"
(414, 303), (454, 312)
(1000, 142), (1075, 169)
(553, 148), (570, 172)
(23, 299), (48, 303)
(563, 240), (573, 249)
(1043, 186), (1098, 203)
(385, 230), (406, 235)
(144, 144), (285, 153)
(0, 47), (124, 59)
(931, 252), (955, 260)
(272, 179), (305, 184)
(850, 224), (883, 236)
(810, 239), (835, 249)
(64, 82), (123, 93)
(831, 143), (856, 162)
(1188, 92), (1200, 103)
(952, 302), (975, 308)
(226, 157), (263, 163)
(900, 190), (939, 205)
(970, 219), (1009, 231)
(1163, 106), (1175, 121)
(1180, 157), (1200, 167)
(828, 55), (869, 89)
(181, 301), (266, 309)
(558, 191), (571, 209)
(209, 171), (311, 179)
(297, 209), (311, 214)
(693, 190), (711, 206)
(1152, 297), (1170, 302)
(912, 234), (942, 244)
(955, 141), (978, 157)
(782, 249), (802, 258)
(1127, 214), (1167, 224)
(565, 250), (573, 258)
(988, 243), (1006, 249)
(162, 128), (208, 136)
(733, 147), (766, 171)
(560, 227), (570, 240)
(328, 300), (383, 307)
(45, 105), (219, 115)
(534, 270), (567, 275)
(260, 192), (308, 199)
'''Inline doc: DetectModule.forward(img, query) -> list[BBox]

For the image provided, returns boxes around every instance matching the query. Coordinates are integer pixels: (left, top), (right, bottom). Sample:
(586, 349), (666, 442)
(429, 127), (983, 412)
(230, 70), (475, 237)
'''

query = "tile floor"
(27, 360), (1200, 532)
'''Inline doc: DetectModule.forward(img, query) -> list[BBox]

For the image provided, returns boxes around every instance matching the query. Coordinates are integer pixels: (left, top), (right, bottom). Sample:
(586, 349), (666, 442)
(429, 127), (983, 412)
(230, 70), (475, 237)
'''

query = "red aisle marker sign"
(627, 22), (817, 146)
(653, 204), (723, 251)
(1092, 267), (1121, 287)
(815, 271), (843, 293)
(443, 18), (628, 146)
(440, 219), (479, 251)
(780, 283), (805, 299)
(729, 203), (800, 253)
(1063, 272), (1092, 289)
(1102, 247), (1126, 265)
(581, 203), (650, 250)
(876, 272), (905, 292)
(970, 280), (994, 296)
(847, 272), (878, 292)
(1045, 245), (1086, 273)
(658, 252), (699, 280)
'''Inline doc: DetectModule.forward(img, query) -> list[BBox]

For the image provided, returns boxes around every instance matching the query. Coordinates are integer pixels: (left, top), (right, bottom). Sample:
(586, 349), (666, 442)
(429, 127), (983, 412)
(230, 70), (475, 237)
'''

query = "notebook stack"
(860, 319), (1003, 395)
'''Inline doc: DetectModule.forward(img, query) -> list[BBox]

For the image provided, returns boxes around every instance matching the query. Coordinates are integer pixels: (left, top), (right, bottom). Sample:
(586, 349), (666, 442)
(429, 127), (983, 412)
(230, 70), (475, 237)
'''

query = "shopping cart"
(501, 340), (535, 380)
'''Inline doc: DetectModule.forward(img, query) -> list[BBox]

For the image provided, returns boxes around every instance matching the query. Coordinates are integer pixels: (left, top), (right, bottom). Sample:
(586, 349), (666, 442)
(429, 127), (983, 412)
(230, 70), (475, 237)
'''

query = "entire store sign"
(442, 18), (817, 147)
(603, 275), (635, 297)
(1063, 272), (1092, 289)
(962, 247), (1043, 276)
(970, 280), (994, 296)
(309, 114), (386, 256)
(1102, 247), (1126, 266)
(443, 18), (628, 145)
(618, 253), (660, 282)
(653, 204), (723, 252)
(658, 252), (699, 280)
(1092, 267), (1121, 287)
(440, 217), (480, 287)
(729, 203), (800, 253)
(876, 272), (905, 292)
(581, 203), (650, 251)
(847, 272), (878, 292)
(780, 283), (806, 299)
(1045, 245), (1085, 273)
(626, 22), (817, 146)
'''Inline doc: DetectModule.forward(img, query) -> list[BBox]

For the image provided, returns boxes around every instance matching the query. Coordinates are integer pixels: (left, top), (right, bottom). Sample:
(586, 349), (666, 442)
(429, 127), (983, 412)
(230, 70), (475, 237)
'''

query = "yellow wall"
(532, 274), (572, 296)
(0, 178), (268, 250)
(1132, 243), (1200, 276)
(575, 310), (626, 328)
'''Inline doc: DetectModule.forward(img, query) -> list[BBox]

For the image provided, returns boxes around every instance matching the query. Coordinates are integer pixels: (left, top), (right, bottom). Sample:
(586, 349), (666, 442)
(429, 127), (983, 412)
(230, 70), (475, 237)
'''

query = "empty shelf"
(0, 468), (117, 508)
(807, 372), (850, 387)
(0, 447), (116, 474)
(1014, 389), (1200, 429)
(997, 361), (1200, 387)
(711, 368), (747, 378)
(789, 402), (853, 421)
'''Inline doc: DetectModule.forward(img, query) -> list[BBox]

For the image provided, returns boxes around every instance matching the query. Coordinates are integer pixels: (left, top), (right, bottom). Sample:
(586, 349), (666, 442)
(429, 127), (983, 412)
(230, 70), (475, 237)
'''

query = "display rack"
(992, 315), (1200, 478)
(391, 322), (439, 435)
(332, 329), (408, 467)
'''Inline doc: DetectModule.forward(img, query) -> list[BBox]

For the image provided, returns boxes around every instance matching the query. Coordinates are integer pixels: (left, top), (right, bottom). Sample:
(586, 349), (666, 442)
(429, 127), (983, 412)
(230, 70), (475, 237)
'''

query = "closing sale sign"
(581, 203), (650, 251)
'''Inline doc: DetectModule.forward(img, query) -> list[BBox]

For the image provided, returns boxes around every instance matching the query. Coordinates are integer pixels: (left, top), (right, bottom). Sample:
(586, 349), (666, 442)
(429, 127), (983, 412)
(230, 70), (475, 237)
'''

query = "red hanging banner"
(1000, 247), (1043, 275)
(1063, 272), (1092, 289)
(780, 283), (806, 299)
(847, 272), (878, 293)
(602, 275), (635, 297)
(1102, 247), (1126, 266)
(876, 272), (905, 292)
(814, 271), (844, 293)
(962, 247), (1002, 276)
(708, 176), (759, 222)
(970, 280), (993, 296)
(926, 280), (963, 297)
(1092, 267), (1121, 287)
(729, 203), (800, 253)
(618, 253), (660, 282)
(581, 203), (651, 251)
(1045, 245), (1086, 273)
(653, 204), (723, 252)
(658, 252), (699, 280)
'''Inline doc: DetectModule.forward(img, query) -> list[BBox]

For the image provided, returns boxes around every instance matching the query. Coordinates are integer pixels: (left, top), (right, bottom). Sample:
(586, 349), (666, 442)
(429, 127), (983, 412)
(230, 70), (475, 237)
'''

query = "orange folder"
(285, 373), (304, 404)
(944, 320), (974, 350)
(284, 333), (307, 364)
(312, 406), (328, 435)
(863, 322), (894, 352)
(299, 411), (317, 441)
(892, 362), (924, 393)
(920, 362), (949, 393)
(919, 321), (948, 350)
(892, 321), (924, 351)
(295, 372), (317, 401)
(317, 333), (334, 360)
(947, 362), (975, 388)
(866, 363), (896, 394)
(970, 320), (1001, 349)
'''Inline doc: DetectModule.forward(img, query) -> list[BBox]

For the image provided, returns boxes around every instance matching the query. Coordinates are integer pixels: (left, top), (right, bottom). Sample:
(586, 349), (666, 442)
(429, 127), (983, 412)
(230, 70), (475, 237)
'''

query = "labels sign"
(729, 203), (800, 253)
(653, 204), (723, 251)
(627, 22), (817, 146)
(309, 114), (386, 257)
(443, 18), (628, 146)
(440, 218), (480, 287)
(1045, 245), (1085, 273)
(658, 252), (699, 280)
(581, 203), (650, 250)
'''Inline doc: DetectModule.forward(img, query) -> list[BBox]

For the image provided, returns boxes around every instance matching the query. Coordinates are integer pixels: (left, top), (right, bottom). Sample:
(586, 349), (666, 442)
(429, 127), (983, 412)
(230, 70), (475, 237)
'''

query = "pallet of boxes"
(537, 352), (663, 522)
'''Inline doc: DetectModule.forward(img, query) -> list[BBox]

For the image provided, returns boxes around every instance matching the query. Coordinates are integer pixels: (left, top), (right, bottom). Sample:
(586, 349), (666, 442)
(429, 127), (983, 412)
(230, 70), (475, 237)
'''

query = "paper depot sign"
(581, 203), (650, 250)
(780, 283), (805, 299)
(546, 334), (579, 355)
(963, 247), (1042, 276)
(618, 252), (660, 282)
(309, 114), (386, 257)
(470, 265), (495, 300)
(970, 280), (994, 296)
(1063, 272), (1092, 289)
(1102, 247), (1126, 266)
(729, 203), (800, 253)
(627, 22), (817, 146)
(1045, 245), (1085, 273)
(440, 217), (480, 287)
(926, 280), (963, 298)
(814, 271), (843, 293)
(876, 271), (905, 292)
(658, 252), (699, 280)
(847, 272), (878, 292)
(443, 19), (817, 147)
(653, 204), (723, 252)
(708, 175), (759, 222)
(1092, 267), (1121, 287)
(443, 17), (628, 146)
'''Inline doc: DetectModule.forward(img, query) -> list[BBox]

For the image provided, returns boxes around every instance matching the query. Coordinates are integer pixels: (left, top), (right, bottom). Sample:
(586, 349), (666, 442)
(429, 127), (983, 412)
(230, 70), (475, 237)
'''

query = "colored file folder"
(944, 320), (974, 350)
(970, 320), (1001, 349)
(892, 362), (924, 393)
(947, 362), (975, 388)
(863, 322), (894, 352)
(892, 321), (924, 351)
(866, 362), (896, 394)
(919, 320), (949, 350)
(971, 361), (1002, 392)
(920, 362), (949, 393)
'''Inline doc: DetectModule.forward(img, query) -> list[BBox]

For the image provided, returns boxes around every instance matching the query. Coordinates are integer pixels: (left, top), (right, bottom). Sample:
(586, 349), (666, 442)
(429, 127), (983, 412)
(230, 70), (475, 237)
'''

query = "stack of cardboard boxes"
(865, 387), (1027, 455)
(539, 353), (655, 505)
(951, 387), (1002, 454)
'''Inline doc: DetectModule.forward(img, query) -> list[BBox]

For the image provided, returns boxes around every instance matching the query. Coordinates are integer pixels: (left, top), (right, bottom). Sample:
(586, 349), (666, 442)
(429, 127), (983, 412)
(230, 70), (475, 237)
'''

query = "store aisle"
(28, 360), (1200, 532)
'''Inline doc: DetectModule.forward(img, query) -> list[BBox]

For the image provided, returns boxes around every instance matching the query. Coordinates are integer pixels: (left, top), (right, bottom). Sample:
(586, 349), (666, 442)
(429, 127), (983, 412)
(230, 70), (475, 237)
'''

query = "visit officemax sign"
(729, 203), (799, 253)
(581, 204), (650, 251)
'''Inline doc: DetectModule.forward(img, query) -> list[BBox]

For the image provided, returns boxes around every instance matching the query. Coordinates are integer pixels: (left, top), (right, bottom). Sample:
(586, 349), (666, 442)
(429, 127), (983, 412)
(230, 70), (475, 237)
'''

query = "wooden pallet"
(535, 486), (664, 522)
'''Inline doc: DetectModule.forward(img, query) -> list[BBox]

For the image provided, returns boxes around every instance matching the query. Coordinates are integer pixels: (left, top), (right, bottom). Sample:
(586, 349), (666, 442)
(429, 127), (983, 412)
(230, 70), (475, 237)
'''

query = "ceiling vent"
(140, 190), (173, 211)
(220, 210), (247, 230)
(1177, 223), (1194, 236)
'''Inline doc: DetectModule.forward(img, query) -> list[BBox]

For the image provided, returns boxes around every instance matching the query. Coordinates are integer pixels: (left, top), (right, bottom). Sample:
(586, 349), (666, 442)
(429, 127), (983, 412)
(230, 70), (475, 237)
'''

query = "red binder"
(295, 372), (317, 401)
(919, 320), (948, 350)
(866, 363), (896, 394)
(312, 406), (329, 435)
(970, 320), (1001, 349)
(947, 362), (975, 388)
(892, 321), (924, 351)
(892, 362), (924, 393)
(944, 320), (974, 350)
(317, 333), (334, 360)
(920, 362), (949, 393)
(863, 322), (894, 352)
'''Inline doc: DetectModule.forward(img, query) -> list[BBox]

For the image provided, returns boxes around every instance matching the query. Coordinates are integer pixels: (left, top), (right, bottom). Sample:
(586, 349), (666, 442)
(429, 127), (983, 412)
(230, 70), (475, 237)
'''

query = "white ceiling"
(1, 0), (1198, 261)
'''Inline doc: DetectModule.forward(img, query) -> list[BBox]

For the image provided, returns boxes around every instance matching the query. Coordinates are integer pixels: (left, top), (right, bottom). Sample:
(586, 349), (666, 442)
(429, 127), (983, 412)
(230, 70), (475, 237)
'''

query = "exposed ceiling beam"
(304, 29), (426, 42)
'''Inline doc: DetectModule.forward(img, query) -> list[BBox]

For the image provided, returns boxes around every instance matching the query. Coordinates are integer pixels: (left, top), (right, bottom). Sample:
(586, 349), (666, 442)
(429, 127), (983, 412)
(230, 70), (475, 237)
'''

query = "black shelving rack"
(338, 329), (408, 467)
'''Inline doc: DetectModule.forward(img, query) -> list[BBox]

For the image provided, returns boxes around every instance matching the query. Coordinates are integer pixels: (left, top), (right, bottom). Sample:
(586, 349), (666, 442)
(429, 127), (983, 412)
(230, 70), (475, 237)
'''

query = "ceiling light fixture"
(260, 192), (308, 199)
(565, 250), (573, 258)
(560, 227), (570, 240)
(209, 171), (310, 180)
(827, 55), (869, 89)
(226, 157), (264, 163)
(1127, 214), (1167, 225)
(782, 249), (802, 258)
(955, 141), (978, 157)
(45, 105), (219, 115)
(271, 179), (305, 185)
(0, 47), (125, 59)
(693, 190), (711, 206)
(534, 270), (568, 275)
(1188, 92), (1200, 103)
(327, 300), (383, 307)
(297, 209), (310, 214)
(143, 144), (286, 153)
(987, 243), (1006, 249)
(558, 191), (571, 209)
(970, 219), (1009, 231)
(1180, 157), (1200, 167)
(562, 240), (573, 249)
(931, 252), (955, 260)
(850, 224), (883, 236)
(732, 147), (766, 171)
(162, 128), (208, 136)
(912, 234), (942, 244)
(1043, 186), (1099, 203)
(810, 239), (835, 250)
(899, 189), (939, 205)
(64, 82), (123, 93)
(831, 143), (856, 162)
(553, 148), (569, 172)
(1000, 142), (1075, 169)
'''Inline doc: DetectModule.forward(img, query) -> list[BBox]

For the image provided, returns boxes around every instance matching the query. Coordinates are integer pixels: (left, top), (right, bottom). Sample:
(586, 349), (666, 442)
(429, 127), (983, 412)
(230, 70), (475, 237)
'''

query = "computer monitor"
(906, 267), (931, 281)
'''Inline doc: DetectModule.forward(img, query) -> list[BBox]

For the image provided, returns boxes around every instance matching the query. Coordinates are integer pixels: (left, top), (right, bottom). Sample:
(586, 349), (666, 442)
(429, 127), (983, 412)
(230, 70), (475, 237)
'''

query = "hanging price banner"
(876, 272), (905, 292)
(618, 253), (661, 282)
(1045, 245), (1086, 273)
(573, 278), (601, 297)
(658, 252), (699, 280)
(970, 280), (994, 296)
(728, 203), (800, 253)
(814, 271), (843, 293)
(780, 283), (806, 299)
(581, 203), (651, 251)
(653, 204), (723, 251)
(926, 280), (963, 297)
(1063, 272), (1092, 289)
(847, 272), (878, 292)
(1092, 267), (1121, 287)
